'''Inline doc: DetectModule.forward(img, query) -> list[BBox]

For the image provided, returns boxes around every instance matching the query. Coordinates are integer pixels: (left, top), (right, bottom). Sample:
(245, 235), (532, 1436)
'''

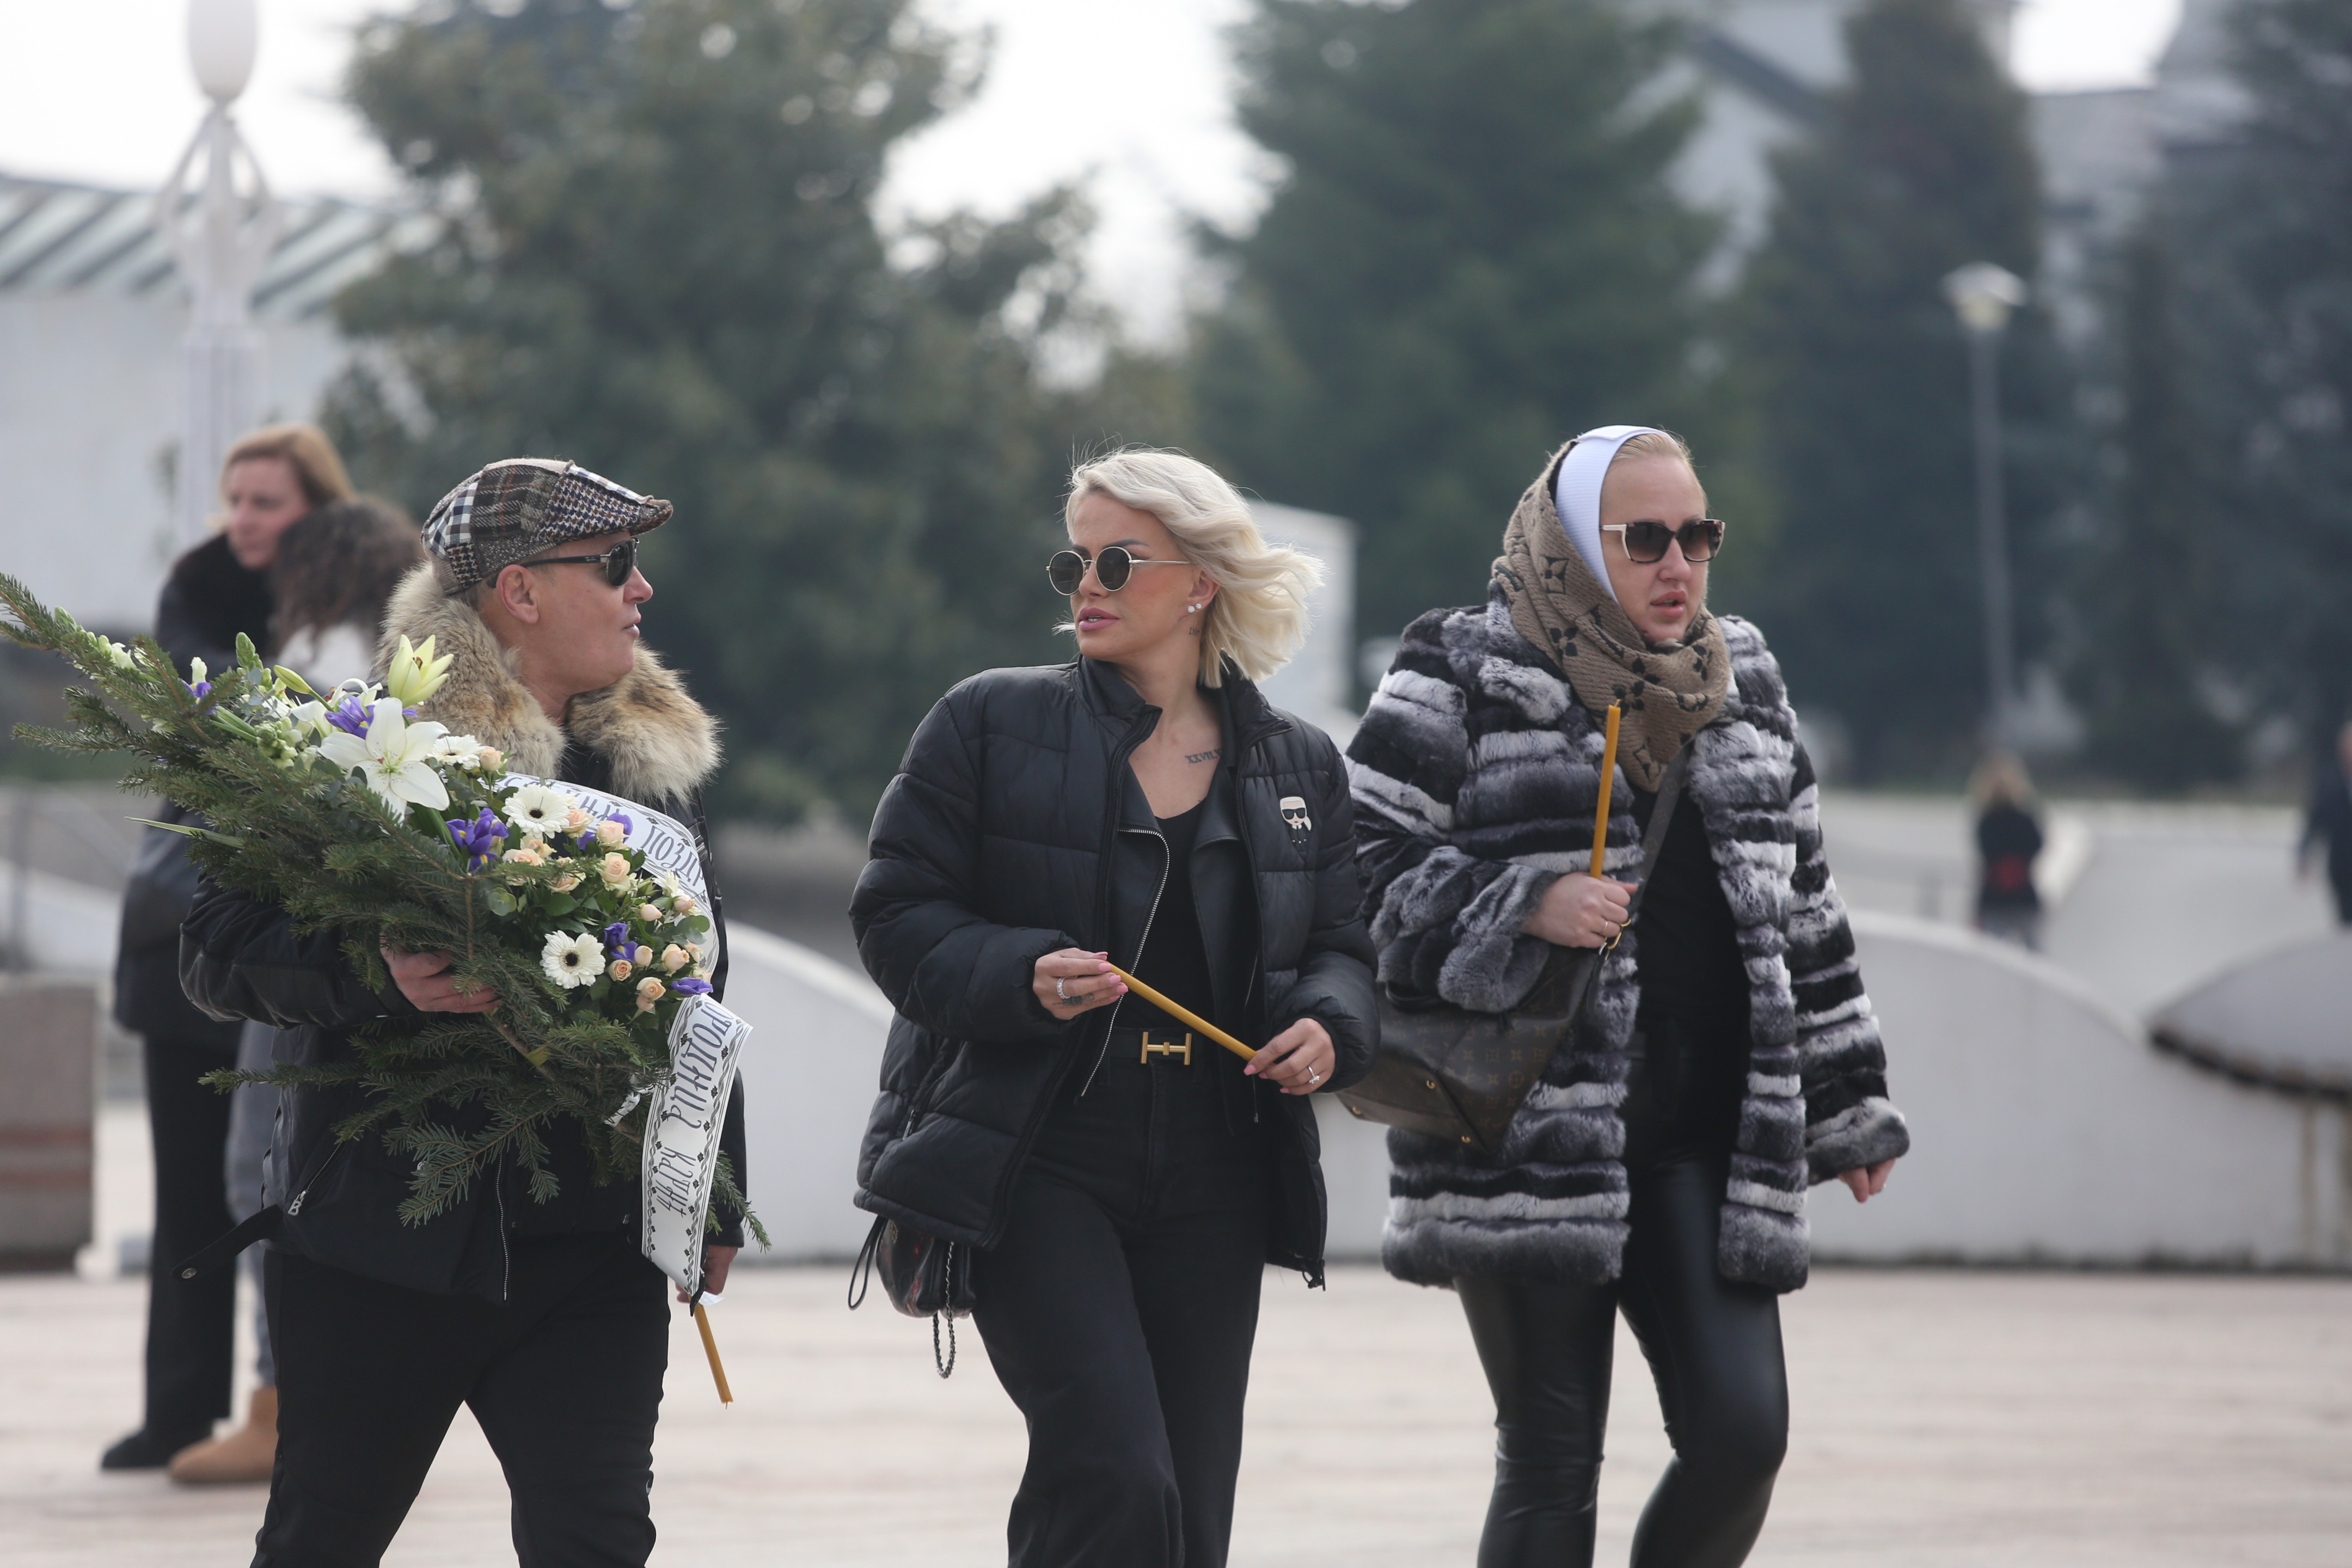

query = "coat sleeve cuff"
(1432, 862), (1561, 1013)
(1806, 1096), (1911, 1183)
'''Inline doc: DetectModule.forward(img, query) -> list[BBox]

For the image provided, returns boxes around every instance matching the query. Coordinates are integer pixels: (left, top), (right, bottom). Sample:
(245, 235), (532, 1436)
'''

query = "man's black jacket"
(849, 658), (1377, 1282)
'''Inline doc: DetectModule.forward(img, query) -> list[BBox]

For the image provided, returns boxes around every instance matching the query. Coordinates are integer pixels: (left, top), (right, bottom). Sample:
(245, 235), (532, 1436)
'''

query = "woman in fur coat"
(1346, 426), (1908, 1568)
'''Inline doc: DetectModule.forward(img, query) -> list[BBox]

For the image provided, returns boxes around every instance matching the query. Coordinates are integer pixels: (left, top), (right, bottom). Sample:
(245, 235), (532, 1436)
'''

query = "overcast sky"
(0, 0), (2185, 338)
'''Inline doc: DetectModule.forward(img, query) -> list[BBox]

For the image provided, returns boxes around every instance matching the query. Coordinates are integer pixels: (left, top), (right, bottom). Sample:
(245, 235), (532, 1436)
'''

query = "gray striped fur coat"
(1344, 590), (1908, 1293)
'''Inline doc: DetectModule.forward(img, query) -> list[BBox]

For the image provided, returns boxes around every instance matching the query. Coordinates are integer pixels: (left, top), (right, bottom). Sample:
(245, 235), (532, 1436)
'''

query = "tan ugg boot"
(167, 1386), (277, 1485)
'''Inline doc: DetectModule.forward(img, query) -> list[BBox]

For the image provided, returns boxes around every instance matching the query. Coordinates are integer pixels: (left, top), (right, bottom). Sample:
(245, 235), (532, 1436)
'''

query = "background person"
(167, 496), (424, 1487)
(850, 449), (1378, 1568)
(1348, 426), (1908, 1568)
(2296, 720), (2352, 925)
(180, 459), (743, 1566)
(102, 424), (354, 1473)
(1971, 751), (2045, 950)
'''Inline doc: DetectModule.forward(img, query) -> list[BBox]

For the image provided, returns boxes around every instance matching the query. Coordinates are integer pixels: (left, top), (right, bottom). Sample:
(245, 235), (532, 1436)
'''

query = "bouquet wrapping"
(0, 574), (757, 1297)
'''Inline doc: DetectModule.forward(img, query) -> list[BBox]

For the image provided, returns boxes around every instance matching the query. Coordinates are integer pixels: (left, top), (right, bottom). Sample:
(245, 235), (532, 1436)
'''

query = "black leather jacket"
(850, 658), (1377, 1281)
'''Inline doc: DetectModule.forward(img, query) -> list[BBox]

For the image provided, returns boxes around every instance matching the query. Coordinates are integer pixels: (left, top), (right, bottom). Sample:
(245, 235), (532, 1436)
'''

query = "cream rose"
(635, 976), (666, 1013)
(660, 944), (690, 975)
(595, 819), (627, 846)
(608, 958), (633, 982)
(598, 852), (632, 888)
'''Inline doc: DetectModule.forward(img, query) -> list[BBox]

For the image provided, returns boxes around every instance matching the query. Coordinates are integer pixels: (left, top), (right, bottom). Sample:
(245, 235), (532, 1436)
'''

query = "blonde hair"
(1969, 750), (2035, 808)
(1608, 428), (1707, 507)
(219, 424), (356, 510)
(1064, 448), (1322, 687)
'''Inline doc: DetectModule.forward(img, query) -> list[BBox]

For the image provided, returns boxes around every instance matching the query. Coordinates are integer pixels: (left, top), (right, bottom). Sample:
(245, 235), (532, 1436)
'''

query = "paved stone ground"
(5, 1264), (2349, 1566)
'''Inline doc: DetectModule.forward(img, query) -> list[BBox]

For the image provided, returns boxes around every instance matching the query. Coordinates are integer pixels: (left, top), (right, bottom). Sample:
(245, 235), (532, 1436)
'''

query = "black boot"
(100, 1424), (212, 1471)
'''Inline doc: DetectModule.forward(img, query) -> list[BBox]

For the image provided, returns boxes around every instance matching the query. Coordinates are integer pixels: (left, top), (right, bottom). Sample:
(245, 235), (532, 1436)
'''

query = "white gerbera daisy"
(505, 783), (576, 835)
(540, 930), (604, 989)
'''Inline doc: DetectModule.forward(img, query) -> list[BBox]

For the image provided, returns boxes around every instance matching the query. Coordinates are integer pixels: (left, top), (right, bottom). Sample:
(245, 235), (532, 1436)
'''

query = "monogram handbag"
(1337, 750), (1688, 1155)
(849, 1213), (976, 1377)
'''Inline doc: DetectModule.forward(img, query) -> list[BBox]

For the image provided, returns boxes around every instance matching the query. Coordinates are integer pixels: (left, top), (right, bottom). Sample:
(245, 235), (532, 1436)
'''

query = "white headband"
(1552, 425), (1667, 603)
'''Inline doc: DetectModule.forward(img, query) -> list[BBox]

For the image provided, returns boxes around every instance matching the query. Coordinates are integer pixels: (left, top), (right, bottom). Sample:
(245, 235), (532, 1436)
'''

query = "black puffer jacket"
(850, 658), (1378, 1281)
(115, 536), (274, 1046)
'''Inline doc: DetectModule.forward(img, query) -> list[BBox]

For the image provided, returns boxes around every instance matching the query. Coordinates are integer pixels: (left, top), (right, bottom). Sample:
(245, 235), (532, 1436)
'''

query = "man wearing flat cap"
(180, 458), (746, 1567)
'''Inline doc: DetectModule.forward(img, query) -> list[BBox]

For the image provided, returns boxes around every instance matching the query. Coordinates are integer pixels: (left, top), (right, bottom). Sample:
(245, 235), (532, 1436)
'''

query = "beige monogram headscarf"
(1490, 443), (1730, 789)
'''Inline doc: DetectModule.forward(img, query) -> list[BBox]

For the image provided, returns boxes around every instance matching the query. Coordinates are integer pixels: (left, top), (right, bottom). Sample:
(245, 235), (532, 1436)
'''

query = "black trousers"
(972, 1037), (1275, 1568)
(255, 1231), (669, 1568)
(1457, 1013), (1788, 1568)
(142, 1033), (240, 1439)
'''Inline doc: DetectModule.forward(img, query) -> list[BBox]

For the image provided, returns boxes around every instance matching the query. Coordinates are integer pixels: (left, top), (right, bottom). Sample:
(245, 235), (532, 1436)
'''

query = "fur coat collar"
(376, 565), (720, 807)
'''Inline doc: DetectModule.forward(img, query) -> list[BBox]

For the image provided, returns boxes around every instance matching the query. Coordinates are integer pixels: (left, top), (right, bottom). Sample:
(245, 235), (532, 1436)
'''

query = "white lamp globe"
(187, 0), (259, 105)
(1943, 261), (2029, 336)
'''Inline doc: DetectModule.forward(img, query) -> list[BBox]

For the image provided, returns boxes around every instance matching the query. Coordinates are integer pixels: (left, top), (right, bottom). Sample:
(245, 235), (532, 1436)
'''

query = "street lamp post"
(1944, 261), (2029, 744)
(154, 0), (280, 550)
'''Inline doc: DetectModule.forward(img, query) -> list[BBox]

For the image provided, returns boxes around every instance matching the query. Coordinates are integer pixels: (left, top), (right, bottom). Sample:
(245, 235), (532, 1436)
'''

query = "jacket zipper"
(495, 1170), (512, 1302)
(283, 1136), (348, 1218)
(1079, 825), (1170, 1097)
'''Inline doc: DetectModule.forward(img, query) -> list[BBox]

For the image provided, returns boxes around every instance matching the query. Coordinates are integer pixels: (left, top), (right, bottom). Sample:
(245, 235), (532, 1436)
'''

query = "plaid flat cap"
(422, 458), (673, 590)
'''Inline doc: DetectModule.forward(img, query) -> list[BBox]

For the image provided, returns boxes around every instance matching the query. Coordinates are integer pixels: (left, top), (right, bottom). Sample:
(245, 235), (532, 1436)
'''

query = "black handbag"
(1337, 750), (1689, 1154)
(848, 1213), (976, 1377)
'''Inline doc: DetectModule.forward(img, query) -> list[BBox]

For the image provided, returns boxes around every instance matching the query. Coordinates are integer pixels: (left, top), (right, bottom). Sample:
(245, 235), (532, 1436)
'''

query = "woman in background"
(1970, 751), (2045, 951)
(104, 425), (354, 1474)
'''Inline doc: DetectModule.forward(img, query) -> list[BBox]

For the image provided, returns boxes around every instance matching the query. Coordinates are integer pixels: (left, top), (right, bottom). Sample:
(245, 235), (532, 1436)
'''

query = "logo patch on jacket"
(1279, 795), (1312, 854)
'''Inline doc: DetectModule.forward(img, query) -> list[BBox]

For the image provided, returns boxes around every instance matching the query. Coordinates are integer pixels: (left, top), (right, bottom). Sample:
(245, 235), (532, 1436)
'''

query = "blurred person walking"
(850, 449), (1378, 1568)
(167, 497), (423, 1487)
(1349, 427), (1908, 1568)
(180, 458), (743, 1566)
(102, 425), (354, 1473)
(2296, 721), (2352, 925)
(1971, 752), (2044, 950)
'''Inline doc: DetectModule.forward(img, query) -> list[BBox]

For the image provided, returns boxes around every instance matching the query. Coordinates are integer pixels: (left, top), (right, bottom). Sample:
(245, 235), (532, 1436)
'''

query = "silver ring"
(1308, 1068), (1321, 1083)
(1055, 977), (1070, 1002)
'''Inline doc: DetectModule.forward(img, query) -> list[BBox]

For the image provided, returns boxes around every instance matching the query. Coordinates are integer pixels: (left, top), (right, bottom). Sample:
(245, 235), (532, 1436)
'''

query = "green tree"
(2172, 0), (2352, 751)
(1192, 0), (1716, 645)
(2067, 220), (2240, 788)
(1737, 0), (2063, 777)
(327, 0), (1091, 819)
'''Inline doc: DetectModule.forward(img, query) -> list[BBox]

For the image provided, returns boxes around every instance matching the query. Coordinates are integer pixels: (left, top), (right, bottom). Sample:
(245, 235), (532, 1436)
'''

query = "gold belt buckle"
(1138, 1030), (1194, 1067)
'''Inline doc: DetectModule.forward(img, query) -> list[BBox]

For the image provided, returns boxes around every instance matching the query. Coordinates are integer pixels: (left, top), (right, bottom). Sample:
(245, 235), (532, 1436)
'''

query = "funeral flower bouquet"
(0, 574), (755, 1241)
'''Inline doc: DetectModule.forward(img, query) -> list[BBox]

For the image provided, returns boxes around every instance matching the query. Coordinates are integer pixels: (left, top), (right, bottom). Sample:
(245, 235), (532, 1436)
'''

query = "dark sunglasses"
(1601, 518), (1725, 565)
(529, 536), (640, 587)
(1047, 546), (1190, 596)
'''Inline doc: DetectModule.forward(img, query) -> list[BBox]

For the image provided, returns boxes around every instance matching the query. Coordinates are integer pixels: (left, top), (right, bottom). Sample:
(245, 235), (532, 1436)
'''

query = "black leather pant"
(1457, 1015), (1788, 1568)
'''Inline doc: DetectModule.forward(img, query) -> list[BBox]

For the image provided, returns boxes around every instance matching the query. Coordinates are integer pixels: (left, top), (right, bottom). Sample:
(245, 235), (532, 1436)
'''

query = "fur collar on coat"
(1346, 590), (1909, 1294)
(376, 564), (720, 806)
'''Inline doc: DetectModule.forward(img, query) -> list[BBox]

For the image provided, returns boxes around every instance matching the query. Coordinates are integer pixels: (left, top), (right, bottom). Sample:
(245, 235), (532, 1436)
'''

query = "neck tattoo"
(1185, 748), (1221, 765)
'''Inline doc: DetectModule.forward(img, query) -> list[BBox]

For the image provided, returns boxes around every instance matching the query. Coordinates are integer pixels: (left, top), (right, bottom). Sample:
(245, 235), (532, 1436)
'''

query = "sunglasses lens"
(1681, 521), (1722, 562)
(1048, 550), (1086, 595)
(1623, 522), (1673, 563)
(1094, 547), (1131, 592)
(605, 541), (636, 586)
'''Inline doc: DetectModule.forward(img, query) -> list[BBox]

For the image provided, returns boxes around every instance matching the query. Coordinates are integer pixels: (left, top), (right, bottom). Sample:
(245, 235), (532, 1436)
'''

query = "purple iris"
(325, 695), (419, 738)
(185, 678), (212, 701)
(670, 977), (713, 996)
(447, 808), (508, 868)
(603, 921), (633, 958)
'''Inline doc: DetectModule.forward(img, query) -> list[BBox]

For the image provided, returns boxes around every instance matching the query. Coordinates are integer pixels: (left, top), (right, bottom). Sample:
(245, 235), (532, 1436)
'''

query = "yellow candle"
(1589, 704), (1622, 877)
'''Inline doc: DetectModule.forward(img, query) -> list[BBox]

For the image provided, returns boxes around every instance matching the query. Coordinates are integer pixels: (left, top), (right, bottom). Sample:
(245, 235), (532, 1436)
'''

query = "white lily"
(315, 697), (452, 811)
(384, 634), (454, 708)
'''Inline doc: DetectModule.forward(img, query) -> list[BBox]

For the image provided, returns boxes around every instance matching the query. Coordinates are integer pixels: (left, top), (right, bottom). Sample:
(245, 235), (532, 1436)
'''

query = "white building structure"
(0, 170), (419, 632)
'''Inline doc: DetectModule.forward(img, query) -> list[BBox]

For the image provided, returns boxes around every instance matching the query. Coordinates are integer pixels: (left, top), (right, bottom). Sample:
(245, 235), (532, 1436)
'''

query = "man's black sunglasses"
(529, 536), (640, 587)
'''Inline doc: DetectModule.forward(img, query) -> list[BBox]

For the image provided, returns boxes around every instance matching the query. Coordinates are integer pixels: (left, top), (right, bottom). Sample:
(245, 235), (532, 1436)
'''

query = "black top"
(1975, 803), (2043, 912)
(1627, 783), (1750, 1028)
(1131, 793), (1220, 1036)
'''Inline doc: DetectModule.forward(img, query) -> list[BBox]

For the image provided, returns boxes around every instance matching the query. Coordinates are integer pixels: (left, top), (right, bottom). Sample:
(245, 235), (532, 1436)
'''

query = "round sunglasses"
(1047, 546), (1191, 596)
(1601, 518), (1725, 565)
(529, 536), (640, 587)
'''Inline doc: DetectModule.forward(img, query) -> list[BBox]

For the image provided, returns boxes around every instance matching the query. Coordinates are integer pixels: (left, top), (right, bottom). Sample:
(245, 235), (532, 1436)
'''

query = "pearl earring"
(1187, 603), (1200, 614)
